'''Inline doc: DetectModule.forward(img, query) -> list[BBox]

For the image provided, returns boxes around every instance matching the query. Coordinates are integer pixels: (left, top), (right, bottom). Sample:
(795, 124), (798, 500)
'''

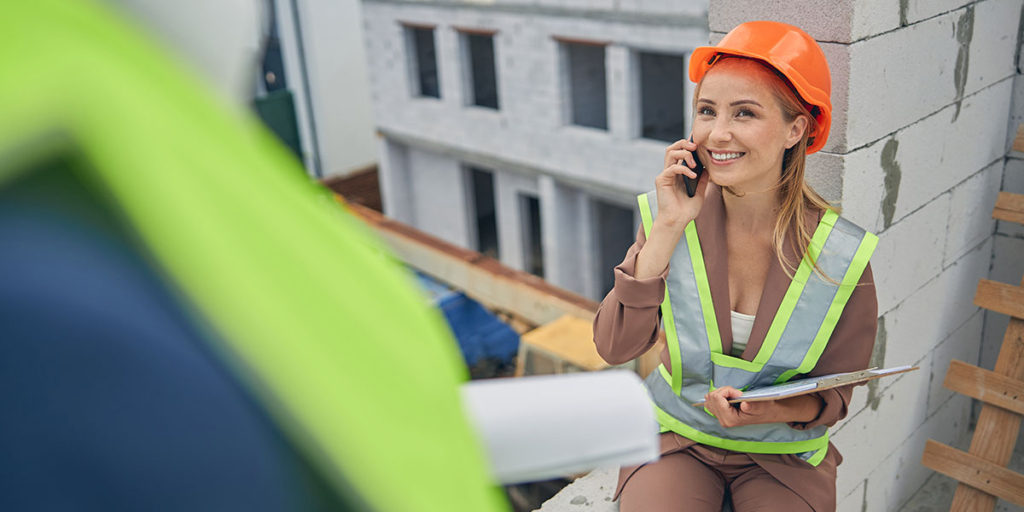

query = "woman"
(593, 22), (878, 512)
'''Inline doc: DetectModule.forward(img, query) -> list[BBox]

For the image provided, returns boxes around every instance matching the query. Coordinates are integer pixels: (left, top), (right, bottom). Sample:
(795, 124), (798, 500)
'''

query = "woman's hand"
(633, 138), (712, 280)
(703, 387), (823, 428)
(655, 138), (711, 231)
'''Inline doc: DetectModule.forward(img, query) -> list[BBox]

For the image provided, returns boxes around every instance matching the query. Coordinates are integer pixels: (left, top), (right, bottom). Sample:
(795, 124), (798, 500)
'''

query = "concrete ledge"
(535, 466), (618, 512)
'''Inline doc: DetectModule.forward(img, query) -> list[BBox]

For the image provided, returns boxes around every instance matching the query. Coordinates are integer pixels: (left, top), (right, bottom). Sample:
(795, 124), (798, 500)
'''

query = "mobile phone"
(681, 136), (704, 198)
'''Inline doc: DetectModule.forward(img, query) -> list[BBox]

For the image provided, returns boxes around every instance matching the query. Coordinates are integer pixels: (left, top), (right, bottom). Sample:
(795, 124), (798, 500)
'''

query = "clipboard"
(691, 365), (920, 407)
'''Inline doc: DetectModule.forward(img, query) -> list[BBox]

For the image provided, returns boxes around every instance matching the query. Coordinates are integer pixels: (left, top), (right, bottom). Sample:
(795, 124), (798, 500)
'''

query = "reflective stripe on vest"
(637, 191), (878, 465)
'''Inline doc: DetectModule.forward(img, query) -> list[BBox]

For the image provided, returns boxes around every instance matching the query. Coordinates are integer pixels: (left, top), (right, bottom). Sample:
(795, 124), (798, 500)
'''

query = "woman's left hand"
(703, 387), (823, 428)
(703, 387), (777, 428)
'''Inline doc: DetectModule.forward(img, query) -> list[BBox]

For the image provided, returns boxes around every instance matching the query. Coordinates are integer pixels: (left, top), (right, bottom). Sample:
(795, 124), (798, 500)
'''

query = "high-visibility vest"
(636, 191), (878, 466)
(0, 1), (508, 510)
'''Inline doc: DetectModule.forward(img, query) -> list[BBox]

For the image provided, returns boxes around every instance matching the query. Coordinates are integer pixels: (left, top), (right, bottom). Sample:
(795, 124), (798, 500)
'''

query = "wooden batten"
(1014, 123), (1024, 153)
(943, 360), (1024, 416)
(974, 279), (1024, 320)
(993, 192), (1024, 226)
(922, 440), (1024, 507)
(518, 315), (609, 374)
(924, 194), (1024, 511)
(346, 202), (599, 327)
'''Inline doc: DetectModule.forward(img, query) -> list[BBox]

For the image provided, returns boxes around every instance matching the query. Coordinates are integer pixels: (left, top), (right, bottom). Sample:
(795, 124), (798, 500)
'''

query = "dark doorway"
(468, 167), (499, 258)
(521, 194), (544, 278)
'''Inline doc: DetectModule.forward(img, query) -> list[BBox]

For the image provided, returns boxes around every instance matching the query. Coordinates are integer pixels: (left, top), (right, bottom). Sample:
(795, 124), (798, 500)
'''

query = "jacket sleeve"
(788, 263), (878, 430)
(592, 226), (669, 365)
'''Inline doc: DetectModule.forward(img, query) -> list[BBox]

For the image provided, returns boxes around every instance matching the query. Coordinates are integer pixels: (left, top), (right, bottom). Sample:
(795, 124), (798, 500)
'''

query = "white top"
(730, 310), (756, 357)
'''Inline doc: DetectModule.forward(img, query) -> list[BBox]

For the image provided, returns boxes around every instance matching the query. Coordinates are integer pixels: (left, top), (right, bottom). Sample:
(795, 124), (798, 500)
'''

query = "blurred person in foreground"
(593, 22), (879, 512)
(0, 1), (508, 510)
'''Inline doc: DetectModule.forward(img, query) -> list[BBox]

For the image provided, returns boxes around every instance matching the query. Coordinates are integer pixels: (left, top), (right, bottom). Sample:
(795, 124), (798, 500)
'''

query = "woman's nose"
(709, 118), (732, 144)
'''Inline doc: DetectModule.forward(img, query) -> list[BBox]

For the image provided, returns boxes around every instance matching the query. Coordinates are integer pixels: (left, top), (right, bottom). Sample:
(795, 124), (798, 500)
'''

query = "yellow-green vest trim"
(636, 191), (877, 465)
(0, 1), (508, 510)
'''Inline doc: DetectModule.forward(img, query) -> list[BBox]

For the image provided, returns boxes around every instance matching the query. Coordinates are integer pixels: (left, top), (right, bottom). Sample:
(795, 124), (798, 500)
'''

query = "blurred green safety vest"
(636, 191), (877, 466)
(0, 1), (508, 510)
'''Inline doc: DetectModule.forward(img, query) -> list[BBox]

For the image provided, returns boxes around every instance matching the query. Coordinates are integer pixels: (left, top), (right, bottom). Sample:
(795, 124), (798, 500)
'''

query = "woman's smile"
(707, 150), (746, 164)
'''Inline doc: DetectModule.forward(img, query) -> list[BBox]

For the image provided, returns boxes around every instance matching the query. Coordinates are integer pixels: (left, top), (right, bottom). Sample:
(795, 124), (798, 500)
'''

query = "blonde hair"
(693, 57), (838, 281)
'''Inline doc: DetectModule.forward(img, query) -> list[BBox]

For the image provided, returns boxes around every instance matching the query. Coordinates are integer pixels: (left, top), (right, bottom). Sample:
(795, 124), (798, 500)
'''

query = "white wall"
(278, 0), (378, 178)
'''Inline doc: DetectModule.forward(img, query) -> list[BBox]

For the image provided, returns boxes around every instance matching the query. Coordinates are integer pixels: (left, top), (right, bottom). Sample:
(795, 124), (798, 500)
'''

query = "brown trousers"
(618, 445), (815, 512)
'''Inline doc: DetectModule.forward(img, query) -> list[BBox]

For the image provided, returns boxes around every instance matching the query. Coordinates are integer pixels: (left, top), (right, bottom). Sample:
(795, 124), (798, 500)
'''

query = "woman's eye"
(698, 106), (715, 116)
(737, 109), (756, 118)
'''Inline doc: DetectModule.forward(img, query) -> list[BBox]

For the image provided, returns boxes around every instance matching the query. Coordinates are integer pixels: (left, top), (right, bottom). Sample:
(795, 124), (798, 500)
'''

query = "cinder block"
(882, 238), (991, 368)
(1008, 76), (1024, 155)
(819, 41), (852, 153)
(831, 365), (931, 499)
(871, 195), (951, 315)
(838, 142), (885, 233)
(904, 0), (973, 25)
(927, 310), (985, 417)
(880, 79), (1012, 226)
(943, 160), (1003, 266)
(708, 0), (898, 44)
(843, 7), (1014, 151)
(805, 150), (845, 203)
(836, 478), (866, 512)
(849, 0), (905, 42)
(859, 392), (973, 512)
(965, 0), (1022, 98)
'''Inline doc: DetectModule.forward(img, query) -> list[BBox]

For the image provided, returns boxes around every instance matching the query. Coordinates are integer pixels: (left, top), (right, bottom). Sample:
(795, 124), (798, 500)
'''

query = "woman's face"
(692, 59), (807, 194)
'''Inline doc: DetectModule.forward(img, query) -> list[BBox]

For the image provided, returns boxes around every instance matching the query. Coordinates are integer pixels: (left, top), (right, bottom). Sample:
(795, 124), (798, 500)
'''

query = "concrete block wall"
(708, 1), (1023, 510)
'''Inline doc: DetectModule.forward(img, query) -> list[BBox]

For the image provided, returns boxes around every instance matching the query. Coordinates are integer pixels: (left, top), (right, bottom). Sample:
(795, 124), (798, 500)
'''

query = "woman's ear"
(785, 116), (809, 149)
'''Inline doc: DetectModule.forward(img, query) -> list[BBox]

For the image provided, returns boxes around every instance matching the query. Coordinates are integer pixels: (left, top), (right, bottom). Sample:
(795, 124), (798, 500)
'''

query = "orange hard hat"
(689, 21), (832, 154)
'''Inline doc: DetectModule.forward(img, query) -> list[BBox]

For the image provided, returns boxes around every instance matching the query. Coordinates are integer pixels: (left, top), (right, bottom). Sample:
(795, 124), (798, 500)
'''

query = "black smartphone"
(681, 136), (704, 198)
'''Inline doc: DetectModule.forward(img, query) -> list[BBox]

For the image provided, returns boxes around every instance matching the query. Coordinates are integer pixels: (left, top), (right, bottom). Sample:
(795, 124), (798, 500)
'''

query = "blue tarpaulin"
(415, 272), (519, 366)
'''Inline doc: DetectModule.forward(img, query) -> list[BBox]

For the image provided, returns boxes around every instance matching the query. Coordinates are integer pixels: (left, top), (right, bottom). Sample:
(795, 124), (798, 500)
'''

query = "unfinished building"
(362, 0), (710, 301)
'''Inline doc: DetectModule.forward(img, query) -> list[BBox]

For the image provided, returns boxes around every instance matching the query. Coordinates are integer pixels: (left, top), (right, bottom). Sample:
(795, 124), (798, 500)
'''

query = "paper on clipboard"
(691, 365), (918, 406)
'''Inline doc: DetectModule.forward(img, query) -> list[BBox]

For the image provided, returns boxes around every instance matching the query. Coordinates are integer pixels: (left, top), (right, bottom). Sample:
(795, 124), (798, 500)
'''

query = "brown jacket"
(593, 184), (877, 508)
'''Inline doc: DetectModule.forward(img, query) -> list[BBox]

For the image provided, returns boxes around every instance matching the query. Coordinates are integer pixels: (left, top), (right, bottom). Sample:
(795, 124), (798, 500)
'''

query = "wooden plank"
(1014, 123), (1024, 153)
(974, 280), (1024, 319)
(994, 192), (1024, 225)
(951, 313), (1024, 510)
(347, 203), (598, 327)
(944, 359), (1024, 415)
(520, 315), (608, 372)
(923, 440), (1024, 507)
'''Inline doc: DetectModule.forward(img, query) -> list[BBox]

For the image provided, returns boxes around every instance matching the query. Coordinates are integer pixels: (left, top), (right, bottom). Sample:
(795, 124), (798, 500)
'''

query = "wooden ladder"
(920, 125), (1024, 510)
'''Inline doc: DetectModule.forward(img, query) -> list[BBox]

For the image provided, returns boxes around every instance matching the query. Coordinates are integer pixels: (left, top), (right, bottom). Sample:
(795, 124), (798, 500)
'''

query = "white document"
(461, 370), (660, 485)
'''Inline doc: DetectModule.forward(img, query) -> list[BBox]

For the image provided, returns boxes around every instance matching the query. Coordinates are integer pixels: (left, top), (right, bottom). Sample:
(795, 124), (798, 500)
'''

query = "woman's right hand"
(655, 138), (710, 232)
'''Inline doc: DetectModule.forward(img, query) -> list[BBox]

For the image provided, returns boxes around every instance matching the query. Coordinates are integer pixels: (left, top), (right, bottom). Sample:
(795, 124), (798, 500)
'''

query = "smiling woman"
(592, 21), (879, 512)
